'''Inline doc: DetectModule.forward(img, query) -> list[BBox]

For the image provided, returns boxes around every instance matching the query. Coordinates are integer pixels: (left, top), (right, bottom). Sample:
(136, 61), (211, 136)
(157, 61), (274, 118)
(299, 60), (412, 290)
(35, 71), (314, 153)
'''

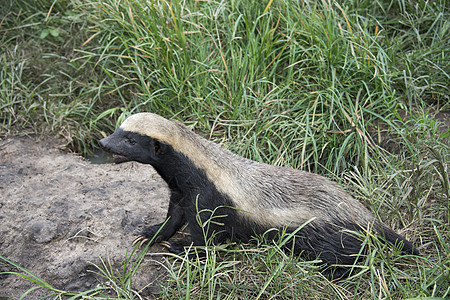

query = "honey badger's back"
(115, 113), (418, 278)
(142, 114), (373, 228)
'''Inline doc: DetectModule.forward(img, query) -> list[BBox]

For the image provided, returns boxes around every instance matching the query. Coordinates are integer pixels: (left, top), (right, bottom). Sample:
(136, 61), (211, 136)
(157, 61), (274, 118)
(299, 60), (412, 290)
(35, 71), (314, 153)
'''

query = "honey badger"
(100, 112), (418, 278)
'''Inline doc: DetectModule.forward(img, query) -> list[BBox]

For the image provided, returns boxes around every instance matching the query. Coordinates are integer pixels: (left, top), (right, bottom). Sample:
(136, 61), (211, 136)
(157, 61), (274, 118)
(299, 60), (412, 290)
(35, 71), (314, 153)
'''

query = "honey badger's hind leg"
(284, 222), (366, 280)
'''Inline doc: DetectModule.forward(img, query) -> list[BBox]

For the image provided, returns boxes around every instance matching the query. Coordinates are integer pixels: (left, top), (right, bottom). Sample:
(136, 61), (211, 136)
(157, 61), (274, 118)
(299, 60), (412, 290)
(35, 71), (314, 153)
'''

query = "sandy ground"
(0, 136), (171, 298)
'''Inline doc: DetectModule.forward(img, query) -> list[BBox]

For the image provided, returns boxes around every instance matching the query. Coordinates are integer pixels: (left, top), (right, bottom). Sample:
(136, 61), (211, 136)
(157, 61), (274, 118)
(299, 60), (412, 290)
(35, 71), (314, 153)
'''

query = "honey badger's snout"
(99, 135), (111, 152)
(99, 134), (132, 164)
(99, 136), (109, 151)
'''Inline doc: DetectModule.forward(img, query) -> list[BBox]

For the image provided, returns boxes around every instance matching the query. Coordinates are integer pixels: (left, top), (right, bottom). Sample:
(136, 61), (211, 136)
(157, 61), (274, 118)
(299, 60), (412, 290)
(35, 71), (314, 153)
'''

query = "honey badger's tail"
(380, 224), (419, 255)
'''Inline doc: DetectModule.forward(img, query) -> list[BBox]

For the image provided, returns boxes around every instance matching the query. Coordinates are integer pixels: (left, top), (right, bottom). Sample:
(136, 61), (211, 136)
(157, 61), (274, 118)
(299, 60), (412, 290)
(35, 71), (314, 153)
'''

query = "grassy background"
(1, 0), (449, 298)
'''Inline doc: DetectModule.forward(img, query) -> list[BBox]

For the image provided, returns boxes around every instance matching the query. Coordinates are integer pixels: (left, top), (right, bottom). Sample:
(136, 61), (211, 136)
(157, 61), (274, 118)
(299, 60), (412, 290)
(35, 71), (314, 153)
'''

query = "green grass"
(1, 0), (449, 298)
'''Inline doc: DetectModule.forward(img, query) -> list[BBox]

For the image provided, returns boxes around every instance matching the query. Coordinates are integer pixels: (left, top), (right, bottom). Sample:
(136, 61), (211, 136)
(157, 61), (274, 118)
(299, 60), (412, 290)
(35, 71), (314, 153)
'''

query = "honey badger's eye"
(128, 138), (136, 145)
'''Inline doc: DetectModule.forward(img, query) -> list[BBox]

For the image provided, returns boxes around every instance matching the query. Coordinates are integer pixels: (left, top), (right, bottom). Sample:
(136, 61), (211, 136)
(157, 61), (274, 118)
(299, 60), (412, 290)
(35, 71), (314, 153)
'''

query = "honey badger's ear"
(153, 140), (162, 156)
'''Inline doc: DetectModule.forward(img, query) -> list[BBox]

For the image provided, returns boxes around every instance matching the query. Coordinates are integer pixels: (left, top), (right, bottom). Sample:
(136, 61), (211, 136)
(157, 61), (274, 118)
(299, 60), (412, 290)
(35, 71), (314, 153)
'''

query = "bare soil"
(0, 136), (171, 299)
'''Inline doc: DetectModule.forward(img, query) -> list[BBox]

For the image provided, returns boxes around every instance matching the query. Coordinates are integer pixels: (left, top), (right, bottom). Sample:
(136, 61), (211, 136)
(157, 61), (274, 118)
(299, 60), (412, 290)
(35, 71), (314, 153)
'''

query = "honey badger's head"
(99, 113), (175, 164)
(99, 128), (159, 164)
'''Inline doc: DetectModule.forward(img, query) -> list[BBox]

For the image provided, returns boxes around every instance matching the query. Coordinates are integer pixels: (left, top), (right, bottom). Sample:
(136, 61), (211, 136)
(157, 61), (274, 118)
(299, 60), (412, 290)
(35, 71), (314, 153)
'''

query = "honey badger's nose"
(99, 136), (111, 150)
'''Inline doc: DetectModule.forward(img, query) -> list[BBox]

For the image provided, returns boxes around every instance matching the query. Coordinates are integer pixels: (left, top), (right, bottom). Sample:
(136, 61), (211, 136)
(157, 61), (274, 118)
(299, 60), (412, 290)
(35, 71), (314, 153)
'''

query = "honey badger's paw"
(160, 241), (198, 255)
(132, 225), (164, 247)
(321, 266), (351, 281)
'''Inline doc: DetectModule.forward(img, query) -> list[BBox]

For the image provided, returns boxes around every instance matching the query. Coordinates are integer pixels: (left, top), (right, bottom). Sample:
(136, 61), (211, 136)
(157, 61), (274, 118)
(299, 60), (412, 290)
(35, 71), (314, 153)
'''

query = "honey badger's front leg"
(133, 189), (186, 246)
(157, 188), (234, 254)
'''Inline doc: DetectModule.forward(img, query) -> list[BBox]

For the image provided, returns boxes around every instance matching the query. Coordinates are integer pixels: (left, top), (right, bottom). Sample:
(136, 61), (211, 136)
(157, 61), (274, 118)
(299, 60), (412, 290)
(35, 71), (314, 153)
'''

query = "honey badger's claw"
(131, 237), (142, 247)
(132, 235), (149, 247)
(160, 241), (171, 249)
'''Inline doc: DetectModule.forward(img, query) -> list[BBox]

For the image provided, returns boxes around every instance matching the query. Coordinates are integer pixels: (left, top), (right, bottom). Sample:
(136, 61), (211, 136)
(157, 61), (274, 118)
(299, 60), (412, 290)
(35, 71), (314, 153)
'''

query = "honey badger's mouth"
(112, 153), (131, 164)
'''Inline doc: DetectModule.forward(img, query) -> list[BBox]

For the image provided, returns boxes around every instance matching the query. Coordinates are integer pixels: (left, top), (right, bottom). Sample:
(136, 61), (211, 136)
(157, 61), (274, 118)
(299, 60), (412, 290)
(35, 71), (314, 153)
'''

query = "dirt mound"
(0, 136), (170, 298)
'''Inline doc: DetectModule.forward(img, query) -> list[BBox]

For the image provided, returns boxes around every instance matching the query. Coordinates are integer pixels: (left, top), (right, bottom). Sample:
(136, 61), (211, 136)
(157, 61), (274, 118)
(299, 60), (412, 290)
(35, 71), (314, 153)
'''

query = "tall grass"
(1, 0), (448, 167)
(0, 0), (114, 150)
(1, 0), (449, 298)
